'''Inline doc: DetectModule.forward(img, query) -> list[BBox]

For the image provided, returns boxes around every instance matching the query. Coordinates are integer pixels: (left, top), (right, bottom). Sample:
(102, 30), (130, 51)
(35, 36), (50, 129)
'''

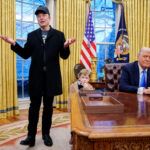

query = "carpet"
(0, 113), (71, 150)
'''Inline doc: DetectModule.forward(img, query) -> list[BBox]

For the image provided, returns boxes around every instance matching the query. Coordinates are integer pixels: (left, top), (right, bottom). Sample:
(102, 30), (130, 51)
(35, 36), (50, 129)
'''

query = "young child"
(69, 68), (94, 93)
(68, 69), (94, 111)
(77, 69), (94, 90)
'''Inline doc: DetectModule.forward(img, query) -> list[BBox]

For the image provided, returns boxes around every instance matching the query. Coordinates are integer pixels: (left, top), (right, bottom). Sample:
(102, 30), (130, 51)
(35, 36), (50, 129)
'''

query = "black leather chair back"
(104, 63), (127, 91)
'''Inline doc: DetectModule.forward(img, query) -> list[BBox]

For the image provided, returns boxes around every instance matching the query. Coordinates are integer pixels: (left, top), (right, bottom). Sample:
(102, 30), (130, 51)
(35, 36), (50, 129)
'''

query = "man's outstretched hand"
(0, 35), (15, 45)
(64, 38), (76, 48)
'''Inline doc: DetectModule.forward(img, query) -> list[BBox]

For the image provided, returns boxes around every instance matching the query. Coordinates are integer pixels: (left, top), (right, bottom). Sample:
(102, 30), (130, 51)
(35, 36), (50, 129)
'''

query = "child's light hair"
(78, 69), (90, 78)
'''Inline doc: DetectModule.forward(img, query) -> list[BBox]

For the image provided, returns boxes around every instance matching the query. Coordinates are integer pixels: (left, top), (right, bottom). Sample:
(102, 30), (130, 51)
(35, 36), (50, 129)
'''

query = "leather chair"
(104, 63), (127, 92)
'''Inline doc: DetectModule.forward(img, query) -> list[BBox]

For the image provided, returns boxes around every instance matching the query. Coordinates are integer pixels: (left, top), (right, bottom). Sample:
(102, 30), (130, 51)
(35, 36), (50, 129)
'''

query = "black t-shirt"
(42, 30), (48, 43)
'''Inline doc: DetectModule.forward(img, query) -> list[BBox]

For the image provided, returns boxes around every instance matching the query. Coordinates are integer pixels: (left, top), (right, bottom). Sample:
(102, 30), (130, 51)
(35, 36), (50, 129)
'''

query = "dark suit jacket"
(119, 61), (150, 93)
(11, 27), (70, 97)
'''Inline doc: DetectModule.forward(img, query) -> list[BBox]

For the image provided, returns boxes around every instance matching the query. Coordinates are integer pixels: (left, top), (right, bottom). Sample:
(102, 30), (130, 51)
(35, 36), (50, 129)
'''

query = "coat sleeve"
(11, 33), (32, 59)
(59, 32), (70, 59)
(119, 65), (138, 93)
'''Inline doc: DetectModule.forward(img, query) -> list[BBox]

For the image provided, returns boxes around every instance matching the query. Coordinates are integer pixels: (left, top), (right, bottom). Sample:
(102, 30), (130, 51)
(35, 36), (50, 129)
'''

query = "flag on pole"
(80, 8), (96, 71)
(114, 4), (129, 63)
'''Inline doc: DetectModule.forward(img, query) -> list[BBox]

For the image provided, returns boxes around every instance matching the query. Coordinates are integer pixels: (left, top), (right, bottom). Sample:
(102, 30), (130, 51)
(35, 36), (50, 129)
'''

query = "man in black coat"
(119, 47), (150, 94)
(0, 5), (75, 147)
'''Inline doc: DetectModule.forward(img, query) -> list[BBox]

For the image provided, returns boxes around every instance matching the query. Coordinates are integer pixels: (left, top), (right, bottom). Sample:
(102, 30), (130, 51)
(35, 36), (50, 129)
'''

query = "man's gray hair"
(139, 47), (150, 55)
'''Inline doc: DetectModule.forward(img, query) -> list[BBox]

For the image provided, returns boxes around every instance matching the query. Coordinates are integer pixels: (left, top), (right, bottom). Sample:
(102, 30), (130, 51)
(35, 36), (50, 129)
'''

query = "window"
(91, 0), (116, 79)
(16, 0), (46, 98)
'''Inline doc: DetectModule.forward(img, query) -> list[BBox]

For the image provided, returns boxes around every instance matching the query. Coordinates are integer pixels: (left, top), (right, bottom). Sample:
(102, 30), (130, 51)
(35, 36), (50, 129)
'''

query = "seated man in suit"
(119, 47), (150, 94)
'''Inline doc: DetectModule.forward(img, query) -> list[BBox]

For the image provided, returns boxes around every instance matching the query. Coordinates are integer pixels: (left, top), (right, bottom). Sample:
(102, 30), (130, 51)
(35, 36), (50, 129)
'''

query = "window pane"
(24, 80), (29, 97)
(94, 11), (115, 28)
(22, 40), (26, 45)
(17, 55), (22, 60)
(33, 5), (38, 23)
(16, 59), (23, 79)
(22, 22), (34, 38)
(94, 12), (106, 28)
(24, 59), (31, 79)
(16, 40), (24, 47)
(91, 1), (95, 11)
(93, 0), (114, 11)
(23, 59), (30, 98)
(97, 44), (115, 62)
(95, 28), (105, 42)
(106, 0), (114, 8)
(107, 44), (115, 60)
(34, 23), (39, 29)
(105, 11), (115, 27)
(96, 44), (105, 79)
(23, 3), (33, 21)
(94, 0), (105, 11)
(105, 28), (115, 42)
(33, 0), (46, 5)
(23, 0), (33, 4)
(34, 16), (38, 23)
(17, 80), (23, 98)
(97, 44), (115, 79)
(16, 21), (21, 38)
(16, 2), (21, 20)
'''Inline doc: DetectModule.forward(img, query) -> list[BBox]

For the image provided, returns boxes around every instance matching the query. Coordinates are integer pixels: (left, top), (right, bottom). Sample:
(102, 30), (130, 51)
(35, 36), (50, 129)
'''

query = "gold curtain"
(55, 0), (87, 109)
(124, 0), (150, 61)
(0, 0), (19, 118)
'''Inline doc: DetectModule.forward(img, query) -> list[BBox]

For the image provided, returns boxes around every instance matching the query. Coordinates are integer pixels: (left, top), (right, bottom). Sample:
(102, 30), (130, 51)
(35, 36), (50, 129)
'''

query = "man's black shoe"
(42, 135), (53, 146)
(20, 136), (35, 147)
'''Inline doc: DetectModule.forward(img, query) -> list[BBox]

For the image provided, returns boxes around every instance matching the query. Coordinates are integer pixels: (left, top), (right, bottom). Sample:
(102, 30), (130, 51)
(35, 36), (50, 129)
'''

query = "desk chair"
(104, 63), (127, 92)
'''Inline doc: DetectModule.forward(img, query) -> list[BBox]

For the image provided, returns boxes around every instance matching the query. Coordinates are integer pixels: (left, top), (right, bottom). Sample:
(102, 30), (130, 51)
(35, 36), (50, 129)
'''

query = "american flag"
(80, 9), (96, 71)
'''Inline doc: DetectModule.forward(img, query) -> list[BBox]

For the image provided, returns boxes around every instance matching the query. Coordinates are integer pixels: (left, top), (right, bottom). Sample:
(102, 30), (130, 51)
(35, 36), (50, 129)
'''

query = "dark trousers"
(27, 71), (54, 137)
(27, 94), (54, 137)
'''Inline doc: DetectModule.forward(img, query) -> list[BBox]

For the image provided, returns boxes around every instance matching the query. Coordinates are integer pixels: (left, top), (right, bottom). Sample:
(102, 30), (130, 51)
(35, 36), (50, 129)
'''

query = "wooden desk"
(70, 91), (150, 150)
(89, 81), (106, 89)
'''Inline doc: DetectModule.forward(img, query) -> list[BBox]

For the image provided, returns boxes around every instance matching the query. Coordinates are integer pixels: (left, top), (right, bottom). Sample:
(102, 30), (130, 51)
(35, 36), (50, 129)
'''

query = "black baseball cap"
(35, 5), (50, 16)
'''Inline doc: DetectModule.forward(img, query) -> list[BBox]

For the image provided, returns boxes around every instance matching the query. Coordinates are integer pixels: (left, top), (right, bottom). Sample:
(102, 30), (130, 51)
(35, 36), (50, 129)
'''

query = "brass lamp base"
(90, 57), (97, 82)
